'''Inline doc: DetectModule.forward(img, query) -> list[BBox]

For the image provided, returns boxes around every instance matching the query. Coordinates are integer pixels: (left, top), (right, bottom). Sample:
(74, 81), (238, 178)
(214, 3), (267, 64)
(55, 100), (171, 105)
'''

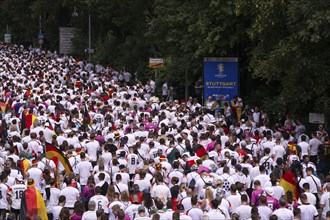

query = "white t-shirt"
(305, 175), (321, 193)
(254, 174), (270, 189)
(257, 205), (273, 220)
(271, 145), (285, 161)
(44, 187), (61, 213)
(233, 204), (252, 220)
(82, 210), (97, 220)
(76, 160), (93, 185)
(297, 192), (316, 206)
(205, 209), (227, 220)
(226, 194), (241, 213)
(60, 186), (79, 208)
(27, 167), (43, 190)
(272, 207), (294, 220)
(85, 140), (100, 161)
(298, 141), (310, 159)
(309, 138), (322, 156)
(321, 192), (330, 219)
(134, 179), (151, 191)
(151, 184), (171, 204)
(298, 204), (318, 220)
(52, 205), (63, 220)
(114, 182), (129, 194)
(187, 207), (203, 220)
(271, 185), (285, 201)
(181, 196), (192, 212)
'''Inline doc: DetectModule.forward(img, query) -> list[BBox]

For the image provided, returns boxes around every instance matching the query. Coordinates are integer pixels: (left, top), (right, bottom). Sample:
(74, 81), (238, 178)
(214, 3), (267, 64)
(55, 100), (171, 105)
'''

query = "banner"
(149, 58), (164, 68)
(203, 57), (238, 103)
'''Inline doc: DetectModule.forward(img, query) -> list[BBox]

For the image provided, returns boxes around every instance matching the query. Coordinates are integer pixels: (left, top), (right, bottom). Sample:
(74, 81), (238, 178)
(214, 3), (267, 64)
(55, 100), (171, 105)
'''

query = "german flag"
(193, 144), (207, 158)
(45, 144), (73, 174)
(18, 158), (30, 173)
(25, 113), (37, 130)
(279, 170), (300, 201)
(20, 182), (48, 220)
(74, 81), (82, 88)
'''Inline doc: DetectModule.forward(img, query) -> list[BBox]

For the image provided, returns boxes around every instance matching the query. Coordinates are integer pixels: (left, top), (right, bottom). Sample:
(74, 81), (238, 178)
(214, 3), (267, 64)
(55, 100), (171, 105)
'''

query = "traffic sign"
(4, 34), (11, 44)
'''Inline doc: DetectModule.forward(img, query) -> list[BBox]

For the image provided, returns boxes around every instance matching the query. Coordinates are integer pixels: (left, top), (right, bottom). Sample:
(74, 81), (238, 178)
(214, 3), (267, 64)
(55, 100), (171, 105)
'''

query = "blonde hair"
(205, 187), (214, 201)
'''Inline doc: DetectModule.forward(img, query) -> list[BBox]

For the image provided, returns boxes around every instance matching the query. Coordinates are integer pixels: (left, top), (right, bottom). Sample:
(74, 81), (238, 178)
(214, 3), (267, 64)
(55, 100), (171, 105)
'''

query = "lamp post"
(88, 13), (91, 62)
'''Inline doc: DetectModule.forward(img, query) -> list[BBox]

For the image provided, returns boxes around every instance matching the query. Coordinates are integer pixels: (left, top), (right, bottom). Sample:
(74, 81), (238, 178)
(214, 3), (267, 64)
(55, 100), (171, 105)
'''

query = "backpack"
(89, 125), (97, 134)
(54, 123), (62, 135)
(244, 143), (255, 155)
(167, 147), (178, 164)
(188, 174), (197, 189)
(222, 177), (231, 193)
(215, 188), (226, 201)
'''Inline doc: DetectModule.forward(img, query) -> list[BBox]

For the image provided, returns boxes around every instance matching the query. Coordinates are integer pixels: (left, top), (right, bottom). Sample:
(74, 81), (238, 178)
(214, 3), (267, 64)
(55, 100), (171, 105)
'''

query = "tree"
(236, 0), (330, 116)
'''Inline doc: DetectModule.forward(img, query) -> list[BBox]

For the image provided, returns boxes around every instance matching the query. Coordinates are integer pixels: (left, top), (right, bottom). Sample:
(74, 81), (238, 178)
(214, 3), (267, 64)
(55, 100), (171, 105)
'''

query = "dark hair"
(210, 199), (219, 209)
(155, 200), (164, 210)
(191, 196), (197, 205)
(73, 201), (84, 215)
(59, 195), (66, 203)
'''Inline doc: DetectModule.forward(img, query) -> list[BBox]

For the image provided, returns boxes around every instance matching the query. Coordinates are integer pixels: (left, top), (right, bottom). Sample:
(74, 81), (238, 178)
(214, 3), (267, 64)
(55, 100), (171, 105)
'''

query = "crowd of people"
(0, 43), (329, 220)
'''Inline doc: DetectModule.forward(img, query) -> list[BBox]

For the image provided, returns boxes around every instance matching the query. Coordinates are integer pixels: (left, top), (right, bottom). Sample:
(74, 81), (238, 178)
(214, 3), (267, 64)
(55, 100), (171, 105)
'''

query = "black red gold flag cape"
(20, 187), (48, 220)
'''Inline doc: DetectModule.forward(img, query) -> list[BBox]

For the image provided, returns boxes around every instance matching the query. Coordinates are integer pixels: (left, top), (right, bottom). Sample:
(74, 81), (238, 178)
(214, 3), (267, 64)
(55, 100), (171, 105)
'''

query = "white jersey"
(90, 194), (109, 210)
(127, 153), (139, 174)
(11, 183), (27, 209)
(93, 113), (105, 128)
(0, 183), (9, 209)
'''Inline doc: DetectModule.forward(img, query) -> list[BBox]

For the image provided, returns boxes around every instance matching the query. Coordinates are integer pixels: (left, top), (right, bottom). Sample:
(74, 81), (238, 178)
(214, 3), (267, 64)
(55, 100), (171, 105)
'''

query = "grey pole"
(88, 14), (91, 62)
(39, 15), (42, 49)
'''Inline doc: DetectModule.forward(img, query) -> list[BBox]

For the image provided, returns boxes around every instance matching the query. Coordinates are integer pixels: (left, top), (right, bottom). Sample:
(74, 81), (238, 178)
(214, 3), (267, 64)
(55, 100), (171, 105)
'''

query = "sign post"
(4, 34), (11, 44)
(38, 33), (44, 48)
(59, 27), (76, 54)
(203, 57), (239, 105)
(149, 58), (164, 82)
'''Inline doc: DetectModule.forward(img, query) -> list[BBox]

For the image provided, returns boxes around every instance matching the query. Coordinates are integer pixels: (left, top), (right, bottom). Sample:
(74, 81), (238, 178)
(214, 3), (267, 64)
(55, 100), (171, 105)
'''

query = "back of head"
(279, 197), (287, 207)
(88, 200), (96, 211)
(210, 199), (219, 209)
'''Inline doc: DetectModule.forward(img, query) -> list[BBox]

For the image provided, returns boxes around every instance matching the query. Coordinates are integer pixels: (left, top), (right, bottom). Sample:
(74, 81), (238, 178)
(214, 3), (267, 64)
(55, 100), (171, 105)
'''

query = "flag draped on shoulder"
(20, 180), (48, 220)
(279, 170), (300, 201)
(25, 113), (37, 130)
(45, 144), (73, 174)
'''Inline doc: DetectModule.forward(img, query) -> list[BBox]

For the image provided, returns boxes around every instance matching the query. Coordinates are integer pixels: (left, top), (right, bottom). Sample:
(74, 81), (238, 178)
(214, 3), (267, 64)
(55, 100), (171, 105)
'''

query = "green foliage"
(237, 0), (330, 116)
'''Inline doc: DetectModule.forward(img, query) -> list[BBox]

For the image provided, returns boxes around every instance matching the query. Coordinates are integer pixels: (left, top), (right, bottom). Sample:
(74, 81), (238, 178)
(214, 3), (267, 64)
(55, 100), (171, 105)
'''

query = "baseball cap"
(138, 205), (146, 213)
(177, 204), (184, 210)
(265, 187), (274, 196)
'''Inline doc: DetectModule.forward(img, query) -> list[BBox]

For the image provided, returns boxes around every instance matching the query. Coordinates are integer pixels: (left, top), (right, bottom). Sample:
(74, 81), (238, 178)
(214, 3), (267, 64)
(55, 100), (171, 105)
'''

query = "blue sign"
(203, 57), (238, 103)
(38, 33), (44, 40)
